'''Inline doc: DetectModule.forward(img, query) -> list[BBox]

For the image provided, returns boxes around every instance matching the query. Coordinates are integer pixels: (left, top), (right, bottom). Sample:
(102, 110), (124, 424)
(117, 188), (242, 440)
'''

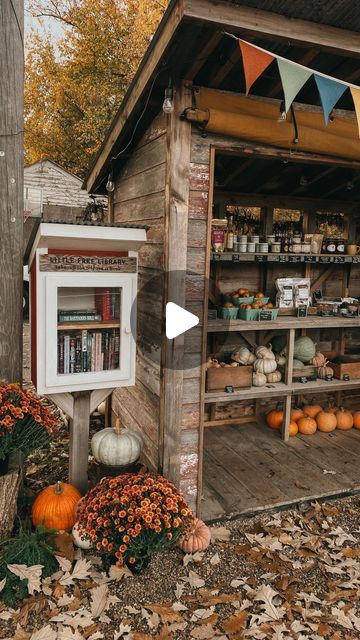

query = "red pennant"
(239, 40), (275, 94)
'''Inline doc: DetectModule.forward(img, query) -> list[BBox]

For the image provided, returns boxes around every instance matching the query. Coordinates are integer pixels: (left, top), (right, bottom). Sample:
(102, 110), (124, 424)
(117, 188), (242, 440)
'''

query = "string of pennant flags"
(224, 33), (360, 135)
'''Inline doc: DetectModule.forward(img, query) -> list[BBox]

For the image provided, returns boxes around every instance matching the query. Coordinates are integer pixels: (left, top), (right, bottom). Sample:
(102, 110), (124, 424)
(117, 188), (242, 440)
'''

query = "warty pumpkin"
(289, 421), (299, 437)
(316, 410), (337, 433)
(335, 407), (353, 430)
(266, 409), (284, 430)
(178, 518), (211, 554)
(352, 410), (360, 429)
(31, 481), (81, 531)
(303, 403), (322, 419)
(298, 416), (317, 435)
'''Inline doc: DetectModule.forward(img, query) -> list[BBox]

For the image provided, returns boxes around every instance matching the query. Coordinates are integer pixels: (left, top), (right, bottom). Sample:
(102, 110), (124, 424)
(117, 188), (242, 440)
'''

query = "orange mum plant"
(76, 472), (194, 572)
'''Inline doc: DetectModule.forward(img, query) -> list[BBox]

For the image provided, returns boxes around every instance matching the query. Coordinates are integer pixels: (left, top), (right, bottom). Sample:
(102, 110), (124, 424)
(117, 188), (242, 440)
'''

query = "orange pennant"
(239, 40), (275, 94)
(350, 87), (360, 137)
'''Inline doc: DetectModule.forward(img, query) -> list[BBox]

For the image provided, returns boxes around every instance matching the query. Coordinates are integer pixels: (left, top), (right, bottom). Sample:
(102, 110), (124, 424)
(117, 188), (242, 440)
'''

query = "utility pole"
(0, 0), (24, 383)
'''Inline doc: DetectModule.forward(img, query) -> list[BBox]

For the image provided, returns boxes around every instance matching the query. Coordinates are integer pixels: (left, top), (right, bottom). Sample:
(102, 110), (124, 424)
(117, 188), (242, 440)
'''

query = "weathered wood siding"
(24, 160), (89, 217)
(112, 112), (167, 469)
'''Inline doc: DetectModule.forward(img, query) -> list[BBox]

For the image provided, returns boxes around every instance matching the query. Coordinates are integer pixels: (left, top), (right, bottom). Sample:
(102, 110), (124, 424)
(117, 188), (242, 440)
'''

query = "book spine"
(75, 337), (82, 373)
(91, 333), (96, 372)
(95, 332), (102, 371)
(70, 337), (76, 374)
(114, 331), (120, 368)
(102, 288), (112, 321)
(81, 330), (87, 372)
(64, 335), (70, 374)
(58, 314), (102, 322)
(58, 334), (64, 374)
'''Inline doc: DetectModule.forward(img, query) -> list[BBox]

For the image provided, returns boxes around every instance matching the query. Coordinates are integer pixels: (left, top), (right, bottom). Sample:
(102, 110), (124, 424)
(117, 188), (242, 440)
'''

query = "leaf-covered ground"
(1, 495), (359, 640)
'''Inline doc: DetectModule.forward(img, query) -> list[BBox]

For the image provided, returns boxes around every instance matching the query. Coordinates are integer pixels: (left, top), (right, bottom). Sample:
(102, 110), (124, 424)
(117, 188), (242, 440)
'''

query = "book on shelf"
(58, 309), (102, 323)
(58, 327), (120, 375)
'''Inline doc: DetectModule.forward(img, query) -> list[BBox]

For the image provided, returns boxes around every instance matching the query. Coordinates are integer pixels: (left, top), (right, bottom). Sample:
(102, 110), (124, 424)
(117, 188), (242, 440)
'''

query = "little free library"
(33, 0), (360, 521)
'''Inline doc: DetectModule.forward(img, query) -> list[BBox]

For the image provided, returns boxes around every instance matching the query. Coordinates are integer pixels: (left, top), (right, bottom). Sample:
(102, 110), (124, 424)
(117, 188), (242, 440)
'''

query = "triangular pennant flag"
(277, 59), (312, 113)
(314, 75), (348, 125)
(239, 40), (274, 94)
(350, 87), (360, 137)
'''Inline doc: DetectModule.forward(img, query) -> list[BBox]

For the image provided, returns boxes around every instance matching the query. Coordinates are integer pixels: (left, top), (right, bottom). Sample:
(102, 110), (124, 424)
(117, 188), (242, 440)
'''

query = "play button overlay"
(166, 302), (199, 339)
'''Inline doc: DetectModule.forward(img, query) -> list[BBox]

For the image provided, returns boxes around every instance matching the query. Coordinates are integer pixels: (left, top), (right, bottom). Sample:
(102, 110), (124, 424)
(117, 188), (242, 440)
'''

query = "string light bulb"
(277, 101), (287, 123)
(106, 169), (115, 193)
(162, 78), (174, 114)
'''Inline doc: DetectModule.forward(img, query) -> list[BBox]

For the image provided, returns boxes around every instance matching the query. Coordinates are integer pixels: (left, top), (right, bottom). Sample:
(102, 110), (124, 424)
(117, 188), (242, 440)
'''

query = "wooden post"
(69, 391), (91, 494)
(282, 329), (295, 441)
(0, 0), (24, 383)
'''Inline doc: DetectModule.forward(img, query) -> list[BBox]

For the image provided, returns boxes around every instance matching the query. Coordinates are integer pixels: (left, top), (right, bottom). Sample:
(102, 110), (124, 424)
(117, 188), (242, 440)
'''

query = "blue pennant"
(315, 75), (348, 125)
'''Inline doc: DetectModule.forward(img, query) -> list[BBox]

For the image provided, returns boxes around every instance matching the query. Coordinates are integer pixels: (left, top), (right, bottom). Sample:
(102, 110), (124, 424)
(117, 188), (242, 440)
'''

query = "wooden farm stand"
(85, 0), (360, 519)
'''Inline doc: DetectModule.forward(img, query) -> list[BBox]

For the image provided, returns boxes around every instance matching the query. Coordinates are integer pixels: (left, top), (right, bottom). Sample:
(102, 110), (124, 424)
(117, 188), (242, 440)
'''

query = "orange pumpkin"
(178, 518), (211, 554)
(298, 416), (317, 435)
(353, 411), (360, 430)
(335, 407), (353, 431)
(303, 403), (322, 419)
(32, 481), (81, 531)
(316, 410), (337, 433)
(289, 421), (298, 437)
(290, 407), (304, 422)
(266, 409), (284, 430)
(327, 404), (338, 415)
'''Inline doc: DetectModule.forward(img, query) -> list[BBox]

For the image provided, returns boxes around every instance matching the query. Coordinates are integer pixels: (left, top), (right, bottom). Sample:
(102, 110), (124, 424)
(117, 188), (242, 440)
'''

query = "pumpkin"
(32, 482), (81, 531)
(72, 522), (93, 549)
(292, 359), (305, 369)
(266, 370), (282, 383)
(247, 352), (256, 365)
(290, 407), (304, 422)
(289, 421), (299, 437)
(316, 410), (337, 433)
(91, 419), (143, 467)
(298, 416), (317, 435)
(253, 371), (267, 387)
(352, 411), (360, 429)
(253, 358), (277, 375)
(271, 334), (287, 354)
(293, 336), (316, 363)
(275, 354), (286, 366)
(303, 403), (322, 419)
(310, 352), (326, 367)
(232, 347), (251, 365)
(255, 345), (275, 360)
(317, 360), (334, 379)
(178, 518), (211, 554)
(335, 407), (353, 430)
(266, 409), (284, 430)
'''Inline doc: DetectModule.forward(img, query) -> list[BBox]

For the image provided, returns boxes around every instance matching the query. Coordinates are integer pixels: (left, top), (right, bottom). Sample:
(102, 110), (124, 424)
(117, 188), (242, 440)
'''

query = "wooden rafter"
(186, 30), (223, 80)
(325, 173), (360, 197)
(292, 167), (337, 195)
(221, 158), (256, 187)
(209, 40), (243, 88)
(215, 190), (359, 213)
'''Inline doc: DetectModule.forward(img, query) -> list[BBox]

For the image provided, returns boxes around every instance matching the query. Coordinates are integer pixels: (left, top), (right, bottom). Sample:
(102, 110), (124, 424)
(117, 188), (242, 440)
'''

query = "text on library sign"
(39, 254), (137, 273)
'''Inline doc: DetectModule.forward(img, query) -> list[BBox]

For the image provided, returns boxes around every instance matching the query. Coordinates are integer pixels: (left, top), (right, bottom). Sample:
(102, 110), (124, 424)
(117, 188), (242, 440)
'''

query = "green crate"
(232, 296), (254, 307)
(254, 296), (269, 304)
(238, 308), (279, 321)
(219, 307), (239, 320)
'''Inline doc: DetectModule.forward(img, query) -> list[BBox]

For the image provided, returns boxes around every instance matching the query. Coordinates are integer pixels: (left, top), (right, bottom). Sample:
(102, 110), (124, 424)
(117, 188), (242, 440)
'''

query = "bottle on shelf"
(226, 215), (235, 251)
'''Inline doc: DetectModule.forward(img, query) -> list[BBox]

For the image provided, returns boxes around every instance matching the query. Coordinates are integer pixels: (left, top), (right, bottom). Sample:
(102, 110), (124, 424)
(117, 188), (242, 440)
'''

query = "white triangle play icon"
(166, 302), (199, 339)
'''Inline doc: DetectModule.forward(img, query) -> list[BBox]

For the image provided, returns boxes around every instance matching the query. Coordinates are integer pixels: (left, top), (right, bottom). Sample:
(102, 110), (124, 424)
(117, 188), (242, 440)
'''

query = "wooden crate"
(206, 365), (252, 392)
(326, 355), (360, 380)
(279, 364), (317, 381)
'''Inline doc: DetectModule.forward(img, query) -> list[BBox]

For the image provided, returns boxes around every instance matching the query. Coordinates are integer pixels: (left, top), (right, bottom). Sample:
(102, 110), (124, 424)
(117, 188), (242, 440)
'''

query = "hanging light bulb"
(163, 78), (174, 115)
(106, 169), (115, 193)
(277, 101), (287, 123)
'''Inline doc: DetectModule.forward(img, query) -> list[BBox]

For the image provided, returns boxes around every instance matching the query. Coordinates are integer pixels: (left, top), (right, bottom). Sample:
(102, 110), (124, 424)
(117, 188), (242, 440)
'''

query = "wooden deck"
(201, 422), (360, 522)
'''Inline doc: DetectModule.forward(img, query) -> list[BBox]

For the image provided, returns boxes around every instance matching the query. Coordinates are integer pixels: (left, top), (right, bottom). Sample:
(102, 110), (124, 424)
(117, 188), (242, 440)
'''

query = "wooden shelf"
(205, 378), (360, 404)
(207, 316), (360, 332)
(58, 322), (119, 330)
(211, 252), (360, 264)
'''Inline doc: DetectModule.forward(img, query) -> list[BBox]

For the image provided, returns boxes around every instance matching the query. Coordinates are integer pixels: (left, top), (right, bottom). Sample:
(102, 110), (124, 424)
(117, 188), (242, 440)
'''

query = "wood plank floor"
(201, 422), (360, 522)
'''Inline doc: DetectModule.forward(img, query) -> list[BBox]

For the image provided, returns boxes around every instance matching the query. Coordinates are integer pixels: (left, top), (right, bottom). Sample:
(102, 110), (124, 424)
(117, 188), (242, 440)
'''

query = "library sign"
(40, 254), (137, 273)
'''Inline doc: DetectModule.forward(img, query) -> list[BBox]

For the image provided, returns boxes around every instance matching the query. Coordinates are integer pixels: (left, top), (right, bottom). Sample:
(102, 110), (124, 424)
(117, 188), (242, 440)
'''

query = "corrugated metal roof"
(226, 0), (360, 32)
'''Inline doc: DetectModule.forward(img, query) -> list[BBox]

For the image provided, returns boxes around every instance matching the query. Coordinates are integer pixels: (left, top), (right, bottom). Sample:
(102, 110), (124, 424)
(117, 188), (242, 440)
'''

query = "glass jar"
(211, 219), (227, 252)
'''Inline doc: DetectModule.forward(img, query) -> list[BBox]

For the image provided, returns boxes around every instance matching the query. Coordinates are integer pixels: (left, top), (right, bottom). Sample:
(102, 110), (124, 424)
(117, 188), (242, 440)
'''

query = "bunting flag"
(239, 39), (274, 95)
(314, 75), (348, 125)
(350, 87), (360, 137)
(277, 59), (312, 113)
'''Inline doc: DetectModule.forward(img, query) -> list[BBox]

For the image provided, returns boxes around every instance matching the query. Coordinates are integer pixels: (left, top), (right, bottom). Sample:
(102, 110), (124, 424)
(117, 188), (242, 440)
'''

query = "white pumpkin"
(253, 358), (277, 375)
(247, 352), (256, 365)
(253, 371), (267, 386)
(255, 345), (275, 360)
(232, 347), (250, 365)
(91, 420), (143, 467)
(266, 370), (282, 383)
(72, 522), (93, 549)
(275, 354), (286, 366)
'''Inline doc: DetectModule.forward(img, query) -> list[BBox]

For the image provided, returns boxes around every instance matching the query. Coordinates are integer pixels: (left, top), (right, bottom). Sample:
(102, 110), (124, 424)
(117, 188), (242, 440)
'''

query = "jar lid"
(212, 218), (228, 226)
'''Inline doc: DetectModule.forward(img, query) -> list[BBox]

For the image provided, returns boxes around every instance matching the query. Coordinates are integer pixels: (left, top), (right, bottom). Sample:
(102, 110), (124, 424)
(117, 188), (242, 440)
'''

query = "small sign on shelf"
(255, 255), (268, 263)
(325, 374), (333, 381)
(225, 385), (234, 394)
(258, 309), (273, 321)
(343, 373), (350, 381)
(232, 253), (240, 262)
(299, 376), (308, 384)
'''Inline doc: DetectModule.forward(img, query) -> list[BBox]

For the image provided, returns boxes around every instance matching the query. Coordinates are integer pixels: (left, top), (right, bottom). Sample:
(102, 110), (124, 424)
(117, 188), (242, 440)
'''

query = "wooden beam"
(0, 0), (23, 383)
(221, 158), (255, 187)
(325, 173), (360, 198)
(90, 388), (114, 414)
(160, 81), (192, 486)
(183, 0), (360, 57)
(292, 166), (337, 195)
(210, 41), (242, 88)
(47, 393), (74, 419)
(186, 30), (223, 80)
(310, 266), (337, 293)
(215, 190), (359, 214)
(69, 391), (91, 494)
(86, 1), (184, 193)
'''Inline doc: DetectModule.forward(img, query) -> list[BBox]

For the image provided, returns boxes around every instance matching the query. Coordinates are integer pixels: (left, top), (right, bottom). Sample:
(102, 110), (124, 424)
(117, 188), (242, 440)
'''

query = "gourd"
(298, 416), (317, 435)
(271, 335), (287, 354)
(335, 407), (353, 430)
(292, 359), (305, 369)
(178, 518), (211, 554)
(247, 352), (256, 365)
(316, 410), (337, 433)
(232, 347), (251, 365)
(310, 352), (326, 367)
(72, 522), (93, 549)
(255, 345), (275, 360)
(289, 421), (298, 437)
(266, 370), (282, 383)
(293, 336), (316, 363)
(266, 409), (283, 430)
(275, 354), (286, 366)
(290, 407), (304, 422)
(352, 411), (360, 430)
(317, 361), (334, 379)
(253, 371), (267, 387)
(253, 358), (277, 375)
(303, 402), (322, 419)
(91, 419), (143, 467)
(32, 482), (81, 531)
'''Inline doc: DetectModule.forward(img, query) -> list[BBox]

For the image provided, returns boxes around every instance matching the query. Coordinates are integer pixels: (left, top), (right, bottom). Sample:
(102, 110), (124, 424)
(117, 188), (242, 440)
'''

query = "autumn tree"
(25, 0), (168, 178)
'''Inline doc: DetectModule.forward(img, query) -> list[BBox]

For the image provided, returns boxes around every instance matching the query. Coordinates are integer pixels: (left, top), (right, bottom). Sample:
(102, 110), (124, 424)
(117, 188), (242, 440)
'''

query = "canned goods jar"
(211, 219), (227, 252)
(271, 242), (281, 253)
(250, 235), (260, 244)
(247, 242), (256, 253)
(259, 243), (269, 253)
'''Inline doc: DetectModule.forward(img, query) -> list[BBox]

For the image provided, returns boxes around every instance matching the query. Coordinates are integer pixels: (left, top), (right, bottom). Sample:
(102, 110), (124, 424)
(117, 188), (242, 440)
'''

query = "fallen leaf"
(8, 565), (43, 595)
(12, 629), (30, 640)
(223, 610), (248, 635)
(56, 555), (73, 573)
(60, 558), (92, 585)
(209, 553), (220, 566)
(57, 628), (85, 640)
(253, 584), (285, 621)
(341, 547), (360, 558)
(90, 585), (109, 618)
(114, 623), (132, 639)
(145, 603), (183, 624)
(190, 625), (216, 639)
(0, 578), (6, 593)
(172, 602), (188, 612)
(181, 570), (205, 589)
(183, 552), (204, 567)
(210, 526), (230, 542)
(54, 532), (75, 562)
(30, 626), (57, 640)
(13, 595), (49, 626)
(109, 565), (133, 581)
